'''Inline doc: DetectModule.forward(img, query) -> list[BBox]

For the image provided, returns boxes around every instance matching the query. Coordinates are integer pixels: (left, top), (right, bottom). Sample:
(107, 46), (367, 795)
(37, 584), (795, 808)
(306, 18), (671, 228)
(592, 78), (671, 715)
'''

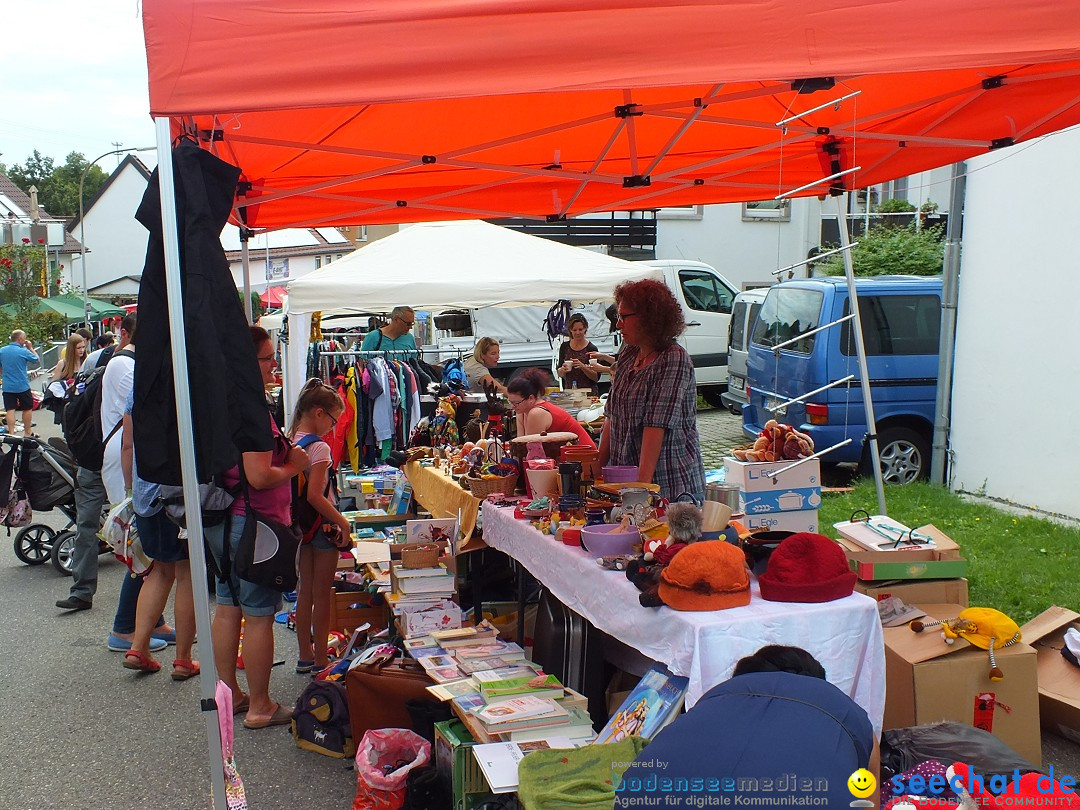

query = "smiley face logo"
(847, 768), (877, 799)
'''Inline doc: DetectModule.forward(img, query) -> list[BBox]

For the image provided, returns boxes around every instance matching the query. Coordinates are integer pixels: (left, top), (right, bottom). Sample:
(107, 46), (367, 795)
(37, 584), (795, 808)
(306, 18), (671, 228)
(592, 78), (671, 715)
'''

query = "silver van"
(720, 287), (768, 414)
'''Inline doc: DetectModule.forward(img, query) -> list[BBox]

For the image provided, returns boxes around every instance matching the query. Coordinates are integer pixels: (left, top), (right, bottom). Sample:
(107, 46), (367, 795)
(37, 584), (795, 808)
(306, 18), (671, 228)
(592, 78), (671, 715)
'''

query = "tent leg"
(241, 235), (253, 325)
(154, 116), (228, 810)
(834, 194), (887, 514)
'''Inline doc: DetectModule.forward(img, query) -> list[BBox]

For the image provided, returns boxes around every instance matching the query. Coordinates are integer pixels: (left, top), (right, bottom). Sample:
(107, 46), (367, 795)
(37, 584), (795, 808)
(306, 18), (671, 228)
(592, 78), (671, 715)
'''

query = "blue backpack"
(442, 358), (468, 391)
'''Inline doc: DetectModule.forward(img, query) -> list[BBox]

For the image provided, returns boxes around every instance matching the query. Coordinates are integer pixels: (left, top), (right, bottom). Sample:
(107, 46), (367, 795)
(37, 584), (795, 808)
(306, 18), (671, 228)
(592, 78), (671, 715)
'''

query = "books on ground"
(594, 664), (689, 744)
(479, 673), (564, 701)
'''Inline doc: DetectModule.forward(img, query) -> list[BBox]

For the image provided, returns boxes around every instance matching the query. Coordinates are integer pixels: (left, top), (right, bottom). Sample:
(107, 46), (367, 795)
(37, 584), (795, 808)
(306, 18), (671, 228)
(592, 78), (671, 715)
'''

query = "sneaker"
(108, 633), (168, 653)
(151, 629), (177, 645)
(56, 596), (93, 611)
(296, 660), (315, 674)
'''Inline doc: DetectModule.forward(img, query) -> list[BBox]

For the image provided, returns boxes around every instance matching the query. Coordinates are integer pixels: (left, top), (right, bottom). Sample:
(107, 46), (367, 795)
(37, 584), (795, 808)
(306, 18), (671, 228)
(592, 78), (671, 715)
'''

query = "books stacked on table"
(390, 561), (454, 599)
(416, 653), (464, 684)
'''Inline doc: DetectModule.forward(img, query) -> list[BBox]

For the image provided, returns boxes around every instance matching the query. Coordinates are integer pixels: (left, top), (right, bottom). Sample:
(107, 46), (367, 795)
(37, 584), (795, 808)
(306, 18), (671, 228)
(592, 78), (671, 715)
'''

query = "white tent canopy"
(282, 220), (662, 412)
(285, 220), (662, 314)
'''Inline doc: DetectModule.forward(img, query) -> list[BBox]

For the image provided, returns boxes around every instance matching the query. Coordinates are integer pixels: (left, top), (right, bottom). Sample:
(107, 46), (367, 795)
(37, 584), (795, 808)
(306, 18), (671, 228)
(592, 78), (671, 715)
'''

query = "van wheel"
(860, 427), (930, 485)
(700, 387), (726, 409)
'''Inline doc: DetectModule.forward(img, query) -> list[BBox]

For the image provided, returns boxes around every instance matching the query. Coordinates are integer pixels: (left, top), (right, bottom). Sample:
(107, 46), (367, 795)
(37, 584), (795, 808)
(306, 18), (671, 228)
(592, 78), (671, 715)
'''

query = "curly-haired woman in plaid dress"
(598, 279), (705, 502)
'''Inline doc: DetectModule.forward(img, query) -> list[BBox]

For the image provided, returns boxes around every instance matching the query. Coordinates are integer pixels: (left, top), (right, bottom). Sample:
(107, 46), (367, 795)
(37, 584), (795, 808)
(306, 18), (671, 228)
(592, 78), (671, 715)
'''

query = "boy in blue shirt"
(1, 330), (41, 436)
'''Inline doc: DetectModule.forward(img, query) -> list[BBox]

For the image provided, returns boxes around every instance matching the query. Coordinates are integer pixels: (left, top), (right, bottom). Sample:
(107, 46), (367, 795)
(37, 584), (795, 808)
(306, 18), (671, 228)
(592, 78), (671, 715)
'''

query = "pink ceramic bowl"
(580, 523), (640, 556)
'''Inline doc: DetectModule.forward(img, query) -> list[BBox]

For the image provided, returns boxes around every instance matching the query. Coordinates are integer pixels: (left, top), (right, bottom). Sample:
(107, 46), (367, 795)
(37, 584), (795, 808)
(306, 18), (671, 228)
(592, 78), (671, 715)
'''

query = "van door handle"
(686, 321), (702, 327)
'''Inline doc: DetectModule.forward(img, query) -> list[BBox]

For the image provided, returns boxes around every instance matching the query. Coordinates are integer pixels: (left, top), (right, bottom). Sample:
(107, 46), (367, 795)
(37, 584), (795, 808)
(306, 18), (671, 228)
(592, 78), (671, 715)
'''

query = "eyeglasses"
(257, 353), (275, 363)
(506, 397), (525, 407)
(617, 310), (637, 321)
(325, 410), (342, 428)
(396, 316), (416, 327)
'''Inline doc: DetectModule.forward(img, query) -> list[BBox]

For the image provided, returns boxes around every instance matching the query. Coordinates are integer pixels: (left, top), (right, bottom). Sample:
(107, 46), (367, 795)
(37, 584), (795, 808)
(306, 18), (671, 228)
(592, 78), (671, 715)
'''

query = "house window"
(656, 205), (704, 220)
(336, 254), (344, 260)
(315, 256), (322, 269)
(325, 254), (332, 265)
(358, 226), (368, 242)
(742, 200), (791, 221)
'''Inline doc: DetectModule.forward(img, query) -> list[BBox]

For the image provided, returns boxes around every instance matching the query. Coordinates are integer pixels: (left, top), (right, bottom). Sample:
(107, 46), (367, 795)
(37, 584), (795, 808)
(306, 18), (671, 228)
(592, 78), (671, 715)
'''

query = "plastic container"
(601, 465), (639, 484)
(525, 468), (559, 498)
(580, 523), (640, 557)
(560, 528), (582, 547)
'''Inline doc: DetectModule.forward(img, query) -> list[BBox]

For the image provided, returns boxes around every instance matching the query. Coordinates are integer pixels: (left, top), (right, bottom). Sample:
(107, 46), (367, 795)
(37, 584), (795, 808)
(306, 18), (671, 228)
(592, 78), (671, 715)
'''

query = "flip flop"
(171, 659), (201, 681)
(243, 702), (293, 730)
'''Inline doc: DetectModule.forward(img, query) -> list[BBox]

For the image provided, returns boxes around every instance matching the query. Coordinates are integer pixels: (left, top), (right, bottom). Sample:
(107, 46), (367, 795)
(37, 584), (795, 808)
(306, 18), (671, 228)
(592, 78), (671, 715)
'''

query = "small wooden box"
(330, 588), (388, 634)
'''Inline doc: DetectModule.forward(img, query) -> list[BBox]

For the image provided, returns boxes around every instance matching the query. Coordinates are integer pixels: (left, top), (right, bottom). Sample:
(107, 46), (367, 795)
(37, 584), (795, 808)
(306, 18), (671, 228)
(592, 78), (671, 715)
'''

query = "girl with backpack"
(289, 380), (351, 674)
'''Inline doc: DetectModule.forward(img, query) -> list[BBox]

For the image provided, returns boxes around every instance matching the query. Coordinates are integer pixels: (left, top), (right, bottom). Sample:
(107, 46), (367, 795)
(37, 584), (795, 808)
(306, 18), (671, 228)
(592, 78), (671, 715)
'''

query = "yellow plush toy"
(910, 607), (1021, 681)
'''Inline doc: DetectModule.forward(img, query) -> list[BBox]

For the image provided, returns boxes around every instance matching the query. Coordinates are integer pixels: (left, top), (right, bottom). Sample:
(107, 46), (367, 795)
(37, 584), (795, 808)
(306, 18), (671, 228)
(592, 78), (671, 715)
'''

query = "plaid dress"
(605, 344), (705, 501)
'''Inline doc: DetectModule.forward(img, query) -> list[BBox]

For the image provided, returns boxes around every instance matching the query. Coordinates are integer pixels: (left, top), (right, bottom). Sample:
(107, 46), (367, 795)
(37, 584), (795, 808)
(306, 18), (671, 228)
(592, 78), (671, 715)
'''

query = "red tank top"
(536, 401), (596, 449)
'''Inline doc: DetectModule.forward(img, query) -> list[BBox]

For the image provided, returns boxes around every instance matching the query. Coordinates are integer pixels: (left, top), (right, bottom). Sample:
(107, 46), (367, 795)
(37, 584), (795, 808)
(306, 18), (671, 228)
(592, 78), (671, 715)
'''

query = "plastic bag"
(880, 722), (1038, 784)
(352, 728), (431, 810)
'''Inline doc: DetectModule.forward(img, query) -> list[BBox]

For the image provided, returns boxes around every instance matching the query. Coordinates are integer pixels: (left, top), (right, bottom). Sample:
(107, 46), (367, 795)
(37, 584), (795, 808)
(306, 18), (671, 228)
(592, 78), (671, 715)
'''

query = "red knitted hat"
(758, 532), (856, 603)
(658, 541), (750, 611)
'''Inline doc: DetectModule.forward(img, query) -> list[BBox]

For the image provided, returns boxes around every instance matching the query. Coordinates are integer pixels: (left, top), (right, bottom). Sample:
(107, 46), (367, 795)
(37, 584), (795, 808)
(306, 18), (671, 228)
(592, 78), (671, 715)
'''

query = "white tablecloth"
(482, 502), (886, 735)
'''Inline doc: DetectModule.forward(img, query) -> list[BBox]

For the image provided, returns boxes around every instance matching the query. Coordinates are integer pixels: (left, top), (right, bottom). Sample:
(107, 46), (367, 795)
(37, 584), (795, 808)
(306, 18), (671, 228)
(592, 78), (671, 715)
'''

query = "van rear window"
(751, 288), (823, 354)
(840, 294), (940, 356)
(731, 302), (748, 351)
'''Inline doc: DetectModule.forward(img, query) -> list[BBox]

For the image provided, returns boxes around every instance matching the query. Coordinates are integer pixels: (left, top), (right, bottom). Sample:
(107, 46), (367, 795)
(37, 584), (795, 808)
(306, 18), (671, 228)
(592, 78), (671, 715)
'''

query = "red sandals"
(171, 659), (201, 681)
(123, 650), (162, 673)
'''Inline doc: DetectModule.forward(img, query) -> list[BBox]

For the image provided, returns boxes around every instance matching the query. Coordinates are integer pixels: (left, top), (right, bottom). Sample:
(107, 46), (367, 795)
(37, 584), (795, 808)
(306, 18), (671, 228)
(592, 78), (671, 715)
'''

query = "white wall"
(655, 201), (822, 290)
(949, 128), (1080, 518)
(68, 163), (149, 295)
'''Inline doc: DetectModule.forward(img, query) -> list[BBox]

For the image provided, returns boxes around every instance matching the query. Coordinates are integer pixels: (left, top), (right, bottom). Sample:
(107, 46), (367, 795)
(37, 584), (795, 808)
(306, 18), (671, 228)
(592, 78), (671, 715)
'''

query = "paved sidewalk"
(697, 406), (747, 470)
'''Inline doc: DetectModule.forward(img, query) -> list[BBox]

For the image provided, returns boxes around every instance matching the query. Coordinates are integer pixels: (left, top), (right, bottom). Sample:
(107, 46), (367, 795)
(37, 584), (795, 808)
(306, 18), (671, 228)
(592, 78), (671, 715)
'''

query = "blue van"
(742, 276), (942, 484)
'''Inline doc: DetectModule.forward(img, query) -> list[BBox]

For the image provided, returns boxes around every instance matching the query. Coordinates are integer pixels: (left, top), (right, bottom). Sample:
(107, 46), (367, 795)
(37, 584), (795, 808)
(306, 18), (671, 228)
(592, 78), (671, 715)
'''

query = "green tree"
(815, 223), (945, 277)
(0, 241), (65, 343)
(6, 150), (108, 217)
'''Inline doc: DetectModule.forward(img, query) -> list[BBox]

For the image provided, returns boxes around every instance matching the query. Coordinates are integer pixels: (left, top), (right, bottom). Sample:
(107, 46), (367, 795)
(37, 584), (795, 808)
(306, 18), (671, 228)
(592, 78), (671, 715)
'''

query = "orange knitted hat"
(658, 541), (751, 611)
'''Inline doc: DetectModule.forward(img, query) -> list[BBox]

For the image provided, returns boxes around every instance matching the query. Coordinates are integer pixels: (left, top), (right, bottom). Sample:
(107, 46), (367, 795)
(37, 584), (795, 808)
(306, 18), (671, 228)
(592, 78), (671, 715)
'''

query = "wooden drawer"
(330, 589), (388, 634)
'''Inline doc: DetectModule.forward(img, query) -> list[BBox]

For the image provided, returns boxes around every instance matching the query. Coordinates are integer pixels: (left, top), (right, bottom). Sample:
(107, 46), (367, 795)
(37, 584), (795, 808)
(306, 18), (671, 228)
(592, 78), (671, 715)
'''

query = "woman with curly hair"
(598, 279), (705, 501)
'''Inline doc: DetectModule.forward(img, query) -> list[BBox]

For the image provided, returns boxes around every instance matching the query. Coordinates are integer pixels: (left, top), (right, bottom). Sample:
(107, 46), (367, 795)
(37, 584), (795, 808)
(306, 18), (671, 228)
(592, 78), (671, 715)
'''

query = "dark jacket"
(133, 140), (272, 485)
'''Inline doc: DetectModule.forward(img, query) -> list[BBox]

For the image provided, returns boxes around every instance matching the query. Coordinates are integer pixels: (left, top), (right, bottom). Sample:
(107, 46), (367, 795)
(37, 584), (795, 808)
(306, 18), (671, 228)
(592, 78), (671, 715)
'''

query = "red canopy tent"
(139, 3), (1080, 804)
(142, 0), (1080, 232)
(259, 286), (286, 308)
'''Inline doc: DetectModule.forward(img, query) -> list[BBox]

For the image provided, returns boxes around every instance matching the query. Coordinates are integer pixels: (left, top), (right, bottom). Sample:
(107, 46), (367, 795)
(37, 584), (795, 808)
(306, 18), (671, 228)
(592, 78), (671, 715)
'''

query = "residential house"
(66, 154), (152, 298)
(0, 171), (83, 285)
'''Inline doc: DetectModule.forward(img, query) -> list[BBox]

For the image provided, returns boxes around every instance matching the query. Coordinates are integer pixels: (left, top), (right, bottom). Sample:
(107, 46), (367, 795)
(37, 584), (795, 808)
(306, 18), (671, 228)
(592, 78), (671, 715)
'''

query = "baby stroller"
(1, 434), (93, 575)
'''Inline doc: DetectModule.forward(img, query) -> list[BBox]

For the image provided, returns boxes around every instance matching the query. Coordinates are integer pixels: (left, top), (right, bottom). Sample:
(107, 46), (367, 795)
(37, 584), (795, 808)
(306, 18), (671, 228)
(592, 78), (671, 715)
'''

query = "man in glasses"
(361, 305), (418, 352)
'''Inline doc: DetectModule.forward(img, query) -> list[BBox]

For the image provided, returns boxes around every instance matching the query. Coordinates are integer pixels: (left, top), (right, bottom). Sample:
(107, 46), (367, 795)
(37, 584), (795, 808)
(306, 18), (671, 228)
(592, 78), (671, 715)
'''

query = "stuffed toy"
(627, 503), (704, 607)
(732, 419), (814, 463)
(910, 607), (1021, 681)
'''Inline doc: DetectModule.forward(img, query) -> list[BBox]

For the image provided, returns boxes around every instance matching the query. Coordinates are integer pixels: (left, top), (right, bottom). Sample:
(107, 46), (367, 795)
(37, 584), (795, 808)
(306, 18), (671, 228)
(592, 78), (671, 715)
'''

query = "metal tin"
(705, 483), (741, 511)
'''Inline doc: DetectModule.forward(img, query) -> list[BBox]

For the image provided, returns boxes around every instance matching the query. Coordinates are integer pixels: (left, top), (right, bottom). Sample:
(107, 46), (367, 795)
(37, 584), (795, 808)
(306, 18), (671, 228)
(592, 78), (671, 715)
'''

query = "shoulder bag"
(231, 455), (302, 592)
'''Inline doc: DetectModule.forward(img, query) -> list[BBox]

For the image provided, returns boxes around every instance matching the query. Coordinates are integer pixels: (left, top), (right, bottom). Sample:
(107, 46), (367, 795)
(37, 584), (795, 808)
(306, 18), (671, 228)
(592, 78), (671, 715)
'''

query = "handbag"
(231, 468), (302, 593)
(345, 654), (431, 742)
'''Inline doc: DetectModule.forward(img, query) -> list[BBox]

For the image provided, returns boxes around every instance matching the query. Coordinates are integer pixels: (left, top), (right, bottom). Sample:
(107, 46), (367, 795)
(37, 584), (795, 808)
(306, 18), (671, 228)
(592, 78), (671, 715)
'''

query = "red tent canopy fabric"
(259, 286), (286, 308)
(142, 1), (1080, 230)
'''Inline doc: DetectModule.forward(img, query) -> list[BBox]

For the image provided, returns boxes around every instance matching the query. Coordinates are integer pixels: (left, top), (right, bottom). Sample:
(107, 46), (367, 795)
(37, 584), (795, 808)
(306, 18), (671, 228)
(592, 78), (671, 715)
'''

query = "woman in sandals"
(205, 326), (310, 729)
(289, 380), (351, 675)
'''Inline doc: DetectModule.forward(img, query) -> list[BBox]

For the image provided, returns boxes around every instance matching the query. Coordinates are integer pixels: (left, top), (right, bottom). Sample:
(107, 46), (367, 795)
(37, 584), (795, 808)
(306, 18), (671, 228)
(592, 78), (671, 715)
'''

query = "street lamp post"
(78, 146), (155, 328)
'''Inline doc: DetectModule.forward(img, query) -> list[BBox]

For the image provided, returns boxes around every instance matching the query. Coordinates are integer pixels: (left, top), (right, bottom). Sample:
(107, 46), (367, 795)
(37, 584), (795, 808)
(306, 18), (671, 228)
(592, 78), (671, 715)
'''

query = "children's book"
(405, 517), (459, 544)
(593, 664), (689, 744)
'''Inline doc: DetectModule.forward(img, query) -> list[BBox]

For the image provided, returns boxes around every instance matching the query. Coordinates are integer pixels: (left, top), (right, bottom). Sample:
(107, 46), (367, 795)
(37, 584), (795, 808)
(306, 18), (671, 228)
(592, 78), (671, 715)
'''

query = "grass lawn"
(817, 480), (1079, 624)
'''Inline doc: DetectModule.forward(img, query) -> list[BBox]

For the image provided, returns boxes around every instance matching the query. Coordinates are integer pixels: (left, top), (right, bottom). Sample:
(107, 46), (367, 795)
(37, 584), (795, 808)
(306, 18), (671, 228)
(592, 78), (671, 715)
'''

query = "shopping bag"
(352, 728), (431, 810)
(214, 681), (249, 810)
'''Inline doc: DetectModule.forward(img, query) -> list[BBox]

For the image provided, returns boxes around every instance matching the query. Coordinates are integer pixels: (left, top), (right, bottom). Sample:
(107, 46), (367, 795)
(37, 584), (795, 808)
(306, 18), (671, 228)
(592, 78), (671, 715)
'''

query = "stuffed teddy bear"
(910, 607), (1021, 681)
(732, 419), (814, 463)
(627, 503), (704, 607)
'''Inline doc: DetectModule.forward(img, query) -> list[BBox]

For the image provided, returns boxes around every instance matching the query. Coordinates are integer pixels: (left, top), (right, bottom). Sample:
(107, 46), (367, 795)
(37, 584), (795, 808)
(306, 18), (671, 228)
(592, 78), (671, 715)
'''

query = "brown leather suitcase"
(345, 654), (432, 741)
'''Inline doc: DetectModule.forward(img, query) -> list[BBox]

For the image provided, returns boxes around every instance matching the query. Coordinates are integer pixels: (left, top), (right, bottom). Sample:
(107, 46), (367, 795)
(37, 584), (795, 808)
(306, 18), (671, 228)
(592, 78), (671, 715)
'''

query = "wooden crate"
(330, 588), (388, 634)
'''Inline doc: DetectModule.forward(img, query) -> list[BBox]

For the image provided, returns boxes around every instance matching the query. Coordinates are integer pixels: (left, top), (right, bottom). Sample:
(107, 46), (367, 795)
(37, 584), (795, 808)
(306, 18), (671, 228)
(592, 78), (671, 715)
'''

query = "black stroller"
(1, 434), (91, 574)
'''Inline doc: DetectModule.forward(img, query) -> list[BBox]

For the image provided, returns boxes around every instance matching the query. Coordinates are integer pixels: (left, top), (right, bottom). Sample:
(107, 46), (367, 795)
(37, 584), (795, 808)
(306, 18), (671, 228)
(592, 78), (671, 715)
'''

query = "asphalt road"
(3, 410), (1077, 809)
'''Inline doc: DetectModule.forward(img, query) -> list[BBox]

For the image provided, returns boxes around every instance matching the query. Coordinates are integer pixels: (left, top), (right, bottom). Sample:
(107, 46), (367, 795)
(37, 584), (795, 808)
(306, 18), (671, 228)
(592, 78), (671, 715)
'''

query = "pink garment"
(222, 414), (294, 525)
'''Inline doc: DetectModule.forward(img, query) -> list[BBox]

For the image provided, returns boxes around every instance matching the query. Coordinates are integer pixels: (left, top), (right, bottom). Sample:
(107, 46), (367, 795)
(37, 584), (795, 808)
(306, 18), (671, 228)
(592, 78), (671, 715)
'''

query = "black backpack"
(61, 348), (134, 471)
(291, 680), (354, 758)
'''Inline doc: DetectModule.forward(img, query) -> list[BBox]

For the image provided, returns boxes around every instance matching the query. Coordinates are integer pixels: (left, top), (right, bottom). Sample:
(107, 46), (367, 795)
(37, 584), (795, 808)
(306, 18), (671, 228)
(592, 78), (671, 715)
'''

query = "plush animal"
(732, 419), (814, 463)
(628, 503), (705, 606)
(910, 607), (1021, 681)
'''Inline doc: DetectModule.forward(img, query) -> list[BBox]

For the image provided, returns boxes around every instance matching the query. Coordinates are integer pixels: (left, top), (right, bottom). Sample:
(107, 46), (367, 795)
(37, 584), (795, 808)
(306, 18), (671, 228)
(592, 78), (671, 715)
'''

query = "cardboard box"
(434, 720), (491, 810)
(835, 525), (967, 580)
(330, 588), (388, 634)
(724, 457), (820, 493)
(401, 599), (463, 637)
(741, 508), (819, 533)
(739, 486), (822, 514)
(1021, 606), (1080, 744)
(855, 578), (969, 607)
(883, 603), (1041, 766)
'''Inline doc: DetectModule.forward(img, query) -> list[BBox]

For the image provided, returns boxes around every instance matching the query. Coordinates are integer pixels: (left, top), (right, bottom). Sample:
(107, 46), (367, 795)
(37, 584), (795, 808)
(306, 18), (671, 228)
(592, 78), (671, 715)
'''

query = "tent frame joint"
(989, 136), (1015, 150)
(790, 77), (836, 94)
(982, 75), (1006, 90)
(623, 174), (651, 188)
(198, 128), (224, 142)
(614, 103), (644, 118)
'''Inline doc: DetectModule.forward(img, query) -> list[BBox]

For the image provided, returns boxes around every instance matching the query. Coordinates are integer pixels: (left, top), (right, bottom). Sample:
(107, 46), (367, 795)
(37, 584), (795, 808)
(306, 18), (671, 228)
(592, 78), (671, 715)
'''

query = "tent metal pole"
(834, 194), (887, 514)
(930, 161), (966, 484)
(241, 231), (253, 324)
(153, 116), (227, 810)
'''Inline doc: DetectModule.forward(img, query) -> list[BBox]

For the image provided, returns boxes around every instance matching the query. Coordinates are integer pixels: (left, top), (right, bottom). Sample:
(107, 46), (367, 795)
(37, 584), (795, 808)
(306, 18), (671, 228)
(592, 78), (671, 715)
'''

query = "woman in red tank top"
(506, 368), (596, 449)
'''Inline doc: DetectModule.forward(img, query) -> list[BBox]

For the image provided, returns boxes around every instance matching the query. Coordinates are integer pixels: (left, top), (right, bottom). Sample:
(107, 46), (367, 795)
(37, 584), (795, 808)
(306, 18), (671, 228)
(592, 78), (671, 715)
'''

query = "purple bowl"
(580, 523), (640, 557)
(602, 465), (640, 483)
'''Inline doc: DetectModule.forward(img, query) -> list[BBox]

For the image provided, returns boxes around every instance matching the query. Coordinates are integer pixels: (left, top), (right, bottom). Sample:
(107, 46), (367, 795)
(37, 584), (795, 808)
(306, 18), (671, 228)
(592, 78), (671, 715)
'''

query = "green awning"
(50, 293), (125, 320)
(1, 297), (87, 322)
